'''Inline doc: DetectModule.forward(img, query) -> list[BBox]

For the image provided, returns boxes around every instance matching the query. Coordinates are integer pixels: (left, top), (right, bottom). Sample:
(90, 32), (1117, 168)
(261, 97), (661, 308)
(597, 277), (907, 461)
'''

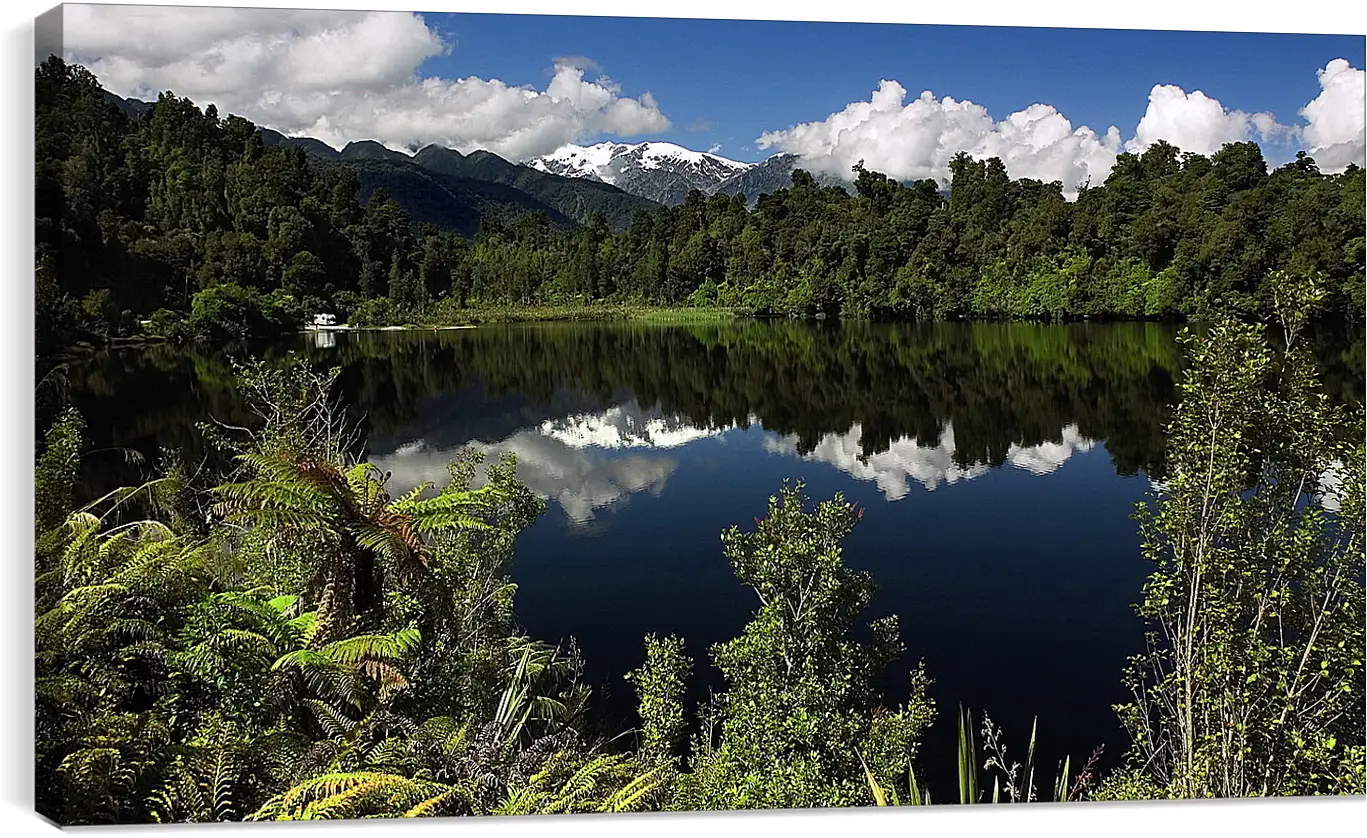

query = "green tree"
(1106, 272), (1365, 799)
(656, 483), (936, 810)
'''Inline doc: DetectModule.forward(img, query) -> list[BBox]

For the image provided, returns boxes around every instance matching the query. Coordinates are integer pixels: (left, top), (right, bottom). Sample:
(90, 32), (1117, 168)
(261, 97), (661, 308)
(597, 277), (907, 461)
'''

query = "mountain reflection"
(371, 400), (741, 527)
(538, 400), (744, 450)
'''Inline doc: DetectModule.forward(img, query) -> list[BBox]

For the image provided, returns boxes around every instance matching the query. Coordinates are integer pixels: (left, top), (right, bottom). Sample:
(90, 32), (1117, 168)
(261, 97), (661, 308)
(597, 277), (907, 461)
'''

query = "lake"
(48, 319), (1362, 794)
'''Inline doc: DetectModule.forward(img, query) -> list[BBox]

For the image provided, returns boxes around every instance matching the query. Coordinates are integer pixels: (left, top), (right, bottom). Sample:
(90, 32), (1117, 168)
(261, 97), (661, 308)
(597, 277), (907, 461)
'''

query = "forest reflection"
(51, 319), (1362, 506)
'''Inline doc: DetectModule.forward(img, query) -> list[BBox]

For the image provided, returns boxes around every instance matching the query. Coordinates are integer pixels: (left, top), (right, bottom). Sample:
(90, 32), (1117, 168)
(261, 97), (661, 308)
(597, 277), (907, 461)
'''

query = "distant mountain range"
(529, 142), (751, 206)
(711, 153), (852, 201)
(260, 132), (660, 236)
(103, 89), (855, 235)
(528, 142), (856, 206)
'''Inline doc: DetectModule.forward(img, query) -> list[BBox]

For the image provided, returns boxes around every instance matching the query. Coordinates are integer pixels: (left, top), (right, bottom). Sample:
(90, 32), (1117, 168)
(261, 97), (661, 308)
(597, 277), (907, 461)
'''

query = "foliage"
(31, 362), (611, 825)
(863, 707), (1105, 805)
(650, 483), (937, 811)
(35, 407), (84, 541)
(189, 283), (303, 341)
(1109, 271), (1366, 798)
(143, 308), (193, 341)
(625, 634), (691, 766)
(346, 297), (405, 328)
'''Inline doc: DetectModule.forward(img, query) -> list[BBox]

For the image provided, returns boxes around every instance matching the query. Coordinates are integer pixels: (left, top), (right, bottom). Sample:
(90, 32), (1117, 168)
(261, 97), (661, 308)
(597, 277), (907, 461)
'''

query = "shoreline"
(39, 307), (1360, 361)
(304, 324), (477, 333)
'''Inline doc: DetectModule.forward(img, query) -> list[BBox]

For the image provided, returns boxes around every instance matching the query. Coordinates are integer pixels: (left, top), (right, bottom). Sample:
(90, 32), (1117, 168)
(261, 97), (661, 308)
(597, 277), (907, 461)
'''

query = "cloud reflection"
(371, 400), (735, 526)
(539, 402), (741, 449)
(764, 422), (1096, 500)
(372, 400), (1101, 521)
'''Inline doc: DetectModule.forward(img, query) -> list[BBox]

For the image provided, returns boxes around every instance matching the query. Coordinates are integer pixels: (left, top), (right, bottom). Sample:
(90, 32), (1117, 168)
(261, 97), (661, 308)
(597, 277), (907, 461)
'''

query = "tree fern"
(250, 771), (459, 820)
(214, 447), (506, 647)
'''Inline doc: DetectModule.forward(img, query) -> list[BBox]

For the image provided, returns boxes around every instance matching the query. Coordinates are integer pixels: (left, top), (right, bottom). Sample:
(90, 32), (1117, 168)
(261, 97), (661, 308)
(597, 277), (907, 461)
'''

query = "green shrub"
(143, 308), (191, 341)
(188, 283), (301, 341)
(347, 297), (402, 328)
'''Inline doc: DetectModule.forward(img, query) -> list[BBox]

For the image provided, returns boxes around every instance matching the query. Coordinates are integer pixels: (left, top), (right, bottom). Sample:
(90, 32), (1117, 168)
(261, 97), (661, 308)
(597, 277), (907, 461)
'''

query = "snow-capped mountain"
(529, 141), (753, 206)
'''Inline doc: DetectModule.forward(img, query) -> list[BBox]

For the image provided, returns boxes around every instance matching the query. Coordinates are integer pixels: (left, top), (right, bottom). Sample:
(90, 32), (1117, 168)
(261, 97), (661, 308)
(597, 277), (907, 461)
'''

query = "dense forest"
(36, 57), (1365, 356)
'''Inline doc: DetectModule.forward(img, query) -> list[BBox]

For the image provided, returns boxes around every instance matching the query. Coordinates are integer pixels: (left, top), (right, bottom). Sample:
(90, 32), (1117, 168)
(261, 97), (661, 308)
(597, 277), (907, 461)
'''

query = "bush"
(189, 283), (302, 341)
(143, 308), (192, 342)
(347, 297), (402, 328)
(327, 290), (357, 319)
(260, 289), (304, 333)
(79, 288), (120, 337)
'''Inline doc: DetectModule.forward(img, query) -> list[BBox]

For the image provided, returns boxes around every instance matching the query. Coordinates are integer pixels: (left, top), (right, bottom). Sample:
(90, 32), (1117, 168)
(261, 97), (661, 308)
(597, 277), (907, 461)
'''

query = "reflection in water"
(1318, 461), (1345, 512)
(764, 422), (1095, 499)
(369, 399), (738, 527)
(373, 433), (679, 527)
(49, 321), (1362, 804)
(1151, 462), (1347, 513)
(377, 396), (1102, 521)
(309, 330), (337, 349)
(539, 399), (744, 450)
(1004, 425), (1096, 475)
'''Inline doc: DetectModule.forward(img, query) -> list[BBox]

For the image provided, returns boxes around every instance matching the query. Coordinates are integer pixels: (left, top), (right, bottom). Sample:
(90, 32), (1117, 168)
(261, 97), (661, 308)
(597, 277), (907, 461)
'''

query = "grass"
(862, 706), (1103, 806)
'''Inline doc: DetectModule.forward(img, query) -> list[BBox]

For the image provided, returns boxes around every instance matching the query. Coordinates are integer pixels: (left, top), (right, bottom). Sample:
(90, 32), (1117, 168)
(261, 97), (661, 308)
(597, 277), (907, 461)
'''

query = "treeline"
(34, 293), (1366, 824)
(37, 56), (1365, 354)
(37, 57), (473, 352)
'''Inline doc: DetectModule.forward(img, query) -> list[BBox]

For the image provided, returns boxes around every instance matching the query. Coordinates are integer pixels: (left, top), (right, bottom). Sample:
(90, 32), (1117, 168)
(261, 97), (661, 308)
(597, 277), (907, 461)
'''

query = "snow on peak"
(529, 141), (750, 185)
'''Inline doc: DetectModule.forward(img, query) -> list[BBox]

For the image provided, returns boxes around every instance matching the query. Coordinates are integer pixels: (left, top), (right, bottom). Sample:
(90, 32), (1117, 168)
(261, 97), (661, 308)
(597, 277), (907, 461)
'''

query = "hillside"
(410, 145), (658, 229)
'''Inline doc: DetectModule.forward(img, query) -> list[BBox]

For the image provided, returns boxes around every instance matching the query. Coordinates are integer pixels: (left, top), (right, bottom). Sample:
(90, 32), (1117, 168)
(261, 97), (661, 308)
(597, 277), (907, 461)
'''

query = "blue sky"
(61, 6), (1366, 188)
(421, 15), (1365, 161)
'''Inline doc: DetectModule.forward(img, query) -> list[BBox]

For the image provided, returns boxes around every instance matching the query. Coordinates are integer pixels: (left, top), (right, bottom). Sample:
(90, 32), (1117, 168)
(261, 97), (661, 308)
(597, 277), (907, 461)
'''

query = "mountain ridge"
(101, 88), (852, 224)
(530, 141), (756, 206)
(261, 133), (660, 232)
(102, 89), (661, 234)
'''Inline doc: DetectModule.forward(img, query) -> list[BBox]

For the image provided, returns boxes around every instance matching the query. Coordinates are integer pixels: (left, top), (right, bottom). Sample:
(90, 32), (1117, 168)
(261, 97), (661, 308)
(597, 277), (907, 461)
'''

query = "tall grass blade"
(860, 752), (888, 807)
(957, 705), (978, 805)
(1054, 755), (1071, 803)
(907, 766), (925, 806)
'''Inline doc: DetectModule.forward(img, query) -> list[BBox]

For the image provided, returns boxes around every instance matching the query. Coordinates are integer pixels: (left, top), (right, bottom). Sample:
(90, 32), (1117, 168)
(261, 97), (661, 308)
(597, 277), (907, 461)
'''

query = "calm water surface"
(52, 320), (1362, 793)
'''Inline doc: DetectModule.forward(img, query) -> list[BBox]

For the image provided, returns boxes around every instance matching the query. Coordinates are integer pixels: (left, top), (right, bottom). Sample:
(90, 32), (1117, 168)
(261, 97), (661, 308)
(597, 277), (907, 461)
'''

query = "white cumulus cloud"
(1300, 58), (1366, 172)
(756, 80), (1122, 196)
(1126, 84), (1294, 156)
(59, 4), (670, 160)
(757, 60), (1365, 193)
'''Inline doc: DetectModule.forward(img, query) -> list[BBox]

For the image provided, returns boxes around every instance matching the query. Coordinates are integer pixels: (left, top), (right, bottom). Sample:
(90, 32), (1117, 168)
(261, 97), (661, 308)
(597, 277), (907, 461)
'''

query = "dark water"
(46, 319), (1363, 796)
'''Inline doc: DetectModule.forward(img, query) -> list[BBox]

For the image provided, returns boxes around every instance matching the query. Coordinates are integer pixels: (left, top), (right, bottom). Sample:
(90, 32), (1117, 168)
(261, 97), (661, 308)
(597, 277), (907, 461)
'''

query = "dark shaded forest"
(36, 57), (1365, 356)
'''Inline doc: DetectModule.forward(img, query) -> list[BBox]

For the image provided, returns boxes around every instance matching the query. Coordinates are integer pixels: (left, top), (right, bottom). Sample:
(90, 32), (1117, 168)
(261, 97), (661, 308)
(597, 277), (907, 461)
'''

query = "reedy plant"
(862, 706), (1103, 806)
